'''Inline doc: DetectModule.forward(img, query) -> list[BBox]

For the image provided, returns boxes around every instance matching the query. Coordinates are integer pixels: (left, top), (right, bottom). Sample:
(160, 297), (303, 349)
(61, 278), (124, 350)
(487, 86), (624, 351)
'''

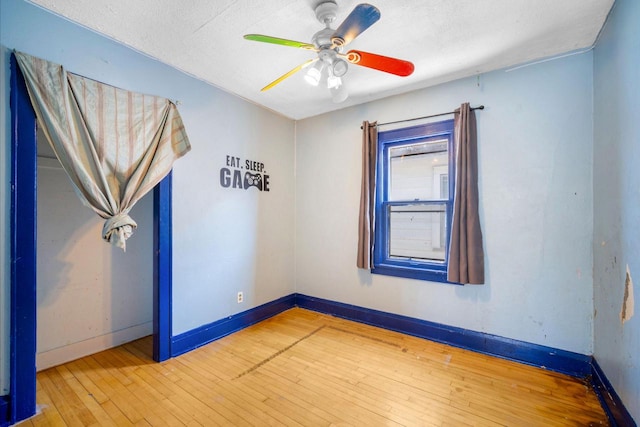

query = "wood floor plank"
(110, 349), (226, 426)
(89, 351), (185, 426)
(27, 308), (609, 426)
(98, 400), (135, 427)
(51, 365), (118, 427)
(245, 370), (347, 425)
(80, 354), (151, 424)
(167, 363), (260, 425)
(39, 369), (97, 426)
(239, 374), (339, 426)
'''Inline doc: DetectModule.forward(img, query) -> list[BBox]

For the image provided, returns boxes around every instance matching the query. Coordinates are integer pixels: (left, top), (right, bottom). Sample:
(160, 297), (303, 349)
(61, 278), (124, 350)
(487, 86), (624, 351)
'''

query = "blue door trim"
(8, 52), (173, 425)
(9, 51), (38, 425)
(153, 173), (172, 361)
(0, 396), (9, 427)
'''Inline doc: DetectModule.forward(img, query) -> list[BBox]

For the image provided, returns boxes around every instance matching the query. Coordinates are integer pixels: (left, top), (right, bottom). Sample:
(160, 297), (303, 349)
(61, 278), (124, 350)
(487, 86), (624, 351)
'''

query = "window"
(373, 119), (455, 283)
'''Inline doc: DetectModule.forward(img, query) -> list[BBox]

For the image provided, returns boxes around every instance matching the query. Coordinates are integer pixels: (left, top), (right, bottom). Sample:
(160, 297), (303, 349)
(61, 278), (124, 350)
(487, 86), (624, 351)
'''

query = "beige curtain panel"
(447, 103), (485, 284)
(15, 51), (191, 250)
(357, 121), (378, 269)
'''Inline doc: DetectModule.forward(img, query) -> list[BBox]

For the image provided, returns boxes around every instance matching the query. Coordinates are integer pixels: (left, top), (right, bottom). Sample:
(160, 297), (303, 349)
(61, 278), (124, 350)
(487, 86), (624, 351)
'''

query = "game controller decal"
(244, 172), (262, 190)
(220, 154), (270, 192)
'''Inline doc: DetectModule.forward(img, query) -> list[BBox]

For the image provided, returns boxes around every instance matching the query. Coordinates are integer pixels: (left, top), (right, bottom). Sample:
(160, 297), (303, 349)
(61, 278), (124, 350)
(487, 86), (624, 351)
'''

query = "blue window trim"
(372, 119), (460, 284)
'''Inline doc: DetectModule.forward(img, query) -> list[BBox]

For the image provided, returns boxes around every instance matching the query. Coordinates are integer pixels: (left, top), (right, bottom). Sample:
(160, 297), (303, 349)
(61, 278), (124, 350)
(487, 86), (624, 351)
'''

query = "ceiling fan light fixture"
(327, 74), (341, 89)
(330, 86), (348, 103)
(331, 58), (348, 77)
(245, 3), (414, 95)
(304, 61), (324, 86)
(330, 80), (348, 103)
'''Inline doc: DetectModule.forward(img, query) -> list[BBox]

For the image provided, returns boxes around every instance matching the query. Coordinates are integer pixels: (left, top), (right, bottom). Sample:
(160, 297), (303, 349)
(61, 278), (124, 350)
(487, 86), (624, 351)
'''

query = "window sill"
(371, 264), (460, 284)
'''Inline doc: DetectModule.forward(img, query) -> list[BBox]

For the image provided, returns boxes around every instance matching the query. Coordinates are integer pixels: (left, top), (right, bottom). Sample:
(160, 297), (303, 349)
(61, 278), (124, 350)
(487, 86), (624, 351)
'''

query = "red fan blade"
(345, 50), (414, 77)
(331, 3), (380, 47)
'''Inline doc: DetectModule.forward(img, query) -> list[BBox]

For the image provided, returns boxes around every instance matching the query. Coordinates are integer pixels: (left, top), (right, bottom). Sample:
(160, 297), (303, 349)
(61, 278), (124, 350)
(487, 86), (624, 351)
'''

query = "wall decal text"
(220, 155), (270, 192)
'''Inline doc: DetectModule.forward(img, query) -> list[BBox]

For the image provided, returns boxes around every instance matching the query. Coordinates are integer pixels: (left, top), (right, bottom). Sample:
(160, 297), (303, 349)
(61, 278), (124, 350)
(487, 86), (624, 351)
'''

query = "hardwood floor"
(20, 308), (608, 426)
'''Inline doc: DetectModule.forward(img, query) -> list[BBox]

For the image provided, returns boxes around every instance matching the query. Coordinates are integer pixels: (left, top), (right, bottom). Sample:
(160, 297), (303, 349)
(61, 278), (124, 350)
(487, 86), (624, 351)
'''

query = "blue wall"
(0, 0), (296, 396)
(593, 0), (640, 421)
(1, 0), (638, 423)
(296, 51), (595, 355)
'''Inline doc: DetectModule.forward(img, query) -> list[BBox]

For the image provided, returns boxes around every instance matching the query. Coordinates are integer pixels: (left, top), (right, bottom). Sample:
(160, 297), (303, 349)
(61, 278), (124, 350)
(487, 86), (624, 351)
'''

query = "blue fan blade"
(331, 3), (381, 47)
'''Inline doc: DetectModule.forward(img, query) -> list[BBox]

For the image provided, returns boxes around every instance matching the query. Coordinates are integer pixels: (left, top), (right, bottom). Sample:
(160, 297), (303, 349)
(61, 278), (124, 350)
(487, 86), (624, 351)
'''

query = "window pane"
(388, 203), (447, 262)
(389, 139), (448, 201)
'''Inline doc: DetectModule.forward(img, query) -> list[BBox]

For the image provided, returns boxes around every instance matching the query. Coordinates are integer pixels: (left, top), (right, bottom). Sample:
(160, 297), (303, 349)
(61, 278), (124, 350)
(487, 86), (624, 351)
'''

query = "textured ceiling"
(27, 0), (613, 120)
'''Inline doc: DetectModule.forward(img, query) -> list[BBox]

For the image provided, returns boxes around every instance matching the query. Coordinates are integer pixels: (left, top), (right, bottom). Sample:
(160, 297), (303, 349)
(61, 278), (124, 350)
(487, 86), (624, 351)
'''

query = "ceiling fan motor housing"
(314, 0), (338, 25)
(243, 1), (413, 97)
(312, 27), (336, 49)
(316, 49), (348, 77)
(312, 2), (348, 76)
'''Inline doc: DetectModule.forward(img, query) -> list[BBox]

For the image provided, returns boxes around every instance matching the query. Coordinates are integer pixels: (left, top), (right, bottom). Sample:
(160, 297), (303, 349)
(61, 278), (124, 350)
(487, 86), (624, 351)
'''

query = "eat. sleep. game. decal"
(220, 155), (270, 192)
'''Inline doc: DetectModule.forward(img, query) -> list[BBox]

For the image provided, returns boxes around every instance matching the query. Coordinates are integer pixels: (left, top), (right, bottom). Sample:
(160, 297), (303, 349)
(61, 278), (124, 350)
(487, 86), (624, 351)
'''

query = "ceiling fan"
(244, 1), (415, 103)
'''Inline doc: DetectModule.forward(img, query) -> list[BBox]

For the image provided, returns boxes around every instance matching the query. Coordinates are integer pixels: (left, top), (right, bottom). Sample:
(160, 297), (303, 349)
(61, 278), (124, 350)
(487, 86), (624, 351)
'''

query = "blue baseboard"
(0, 395), (9, 427)
(171, 294), (296, 357)
(170, 293), (634, 427)
(294, 294), (592, 378)
(590, 359), (637, 427)
(172, 292), (593, 377)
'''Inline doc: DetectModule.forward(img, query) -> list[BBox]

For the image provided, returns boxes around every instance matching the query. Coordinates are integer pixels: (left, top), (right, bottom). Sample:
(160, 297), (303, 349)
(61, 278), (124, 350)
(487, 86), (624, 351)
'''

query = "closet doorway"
(36, 127), (154, 371)
(9, 54), (173, 424)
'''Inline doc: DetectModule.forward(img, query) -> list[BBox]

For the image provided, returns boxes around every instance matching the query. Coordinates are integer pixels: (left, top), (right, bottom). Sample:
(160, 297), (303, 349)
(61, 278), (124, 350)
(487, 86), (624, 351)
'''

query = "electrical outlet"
(237, 291), (243, 304)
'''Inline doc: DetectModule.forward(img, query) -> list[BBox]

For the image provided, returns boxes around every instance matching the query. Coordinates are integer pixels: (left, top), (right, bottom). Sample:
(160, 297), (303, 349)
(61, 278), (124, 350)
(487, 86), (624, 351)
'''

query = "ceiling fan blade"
(331, 3), (380, 47)
(261, 59), (317, 92)
(244, 34), (316, 50)
(345, 50), (415, 77)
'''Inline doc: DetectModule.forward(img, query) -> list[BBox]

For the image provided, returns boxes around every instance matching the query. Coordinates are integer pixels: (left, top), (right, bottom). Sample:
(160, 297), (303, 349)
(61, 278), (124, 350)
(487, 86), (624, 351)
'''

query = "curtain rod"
(361, 105), (485, 129)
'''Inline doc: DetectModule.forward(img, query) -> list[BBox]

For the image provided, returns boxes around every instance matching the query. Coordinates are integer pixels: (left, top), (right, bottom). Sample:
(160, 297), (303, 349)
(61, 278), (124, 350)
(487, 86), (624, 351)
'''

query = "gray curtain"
(447, 103), (484, 284)
(15, 51), (191, 250)
(357, 121), (377, 269)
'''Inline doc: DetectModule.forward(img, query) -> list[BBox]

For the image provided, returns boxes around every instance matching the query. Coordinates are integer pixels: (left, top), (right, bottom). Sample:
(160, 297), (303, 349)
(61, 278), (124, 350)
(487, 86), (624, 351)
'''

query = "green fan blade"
(244, 34), (316, 50)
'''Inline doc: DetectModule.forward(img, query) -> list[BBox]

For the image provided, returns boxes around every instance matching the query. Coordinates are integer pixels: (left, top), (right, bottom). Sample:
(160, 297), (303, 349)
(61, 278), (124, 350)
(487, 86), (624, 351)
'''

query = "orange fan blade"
(345, 50), (414, 77)
(261, 59), (317, 92)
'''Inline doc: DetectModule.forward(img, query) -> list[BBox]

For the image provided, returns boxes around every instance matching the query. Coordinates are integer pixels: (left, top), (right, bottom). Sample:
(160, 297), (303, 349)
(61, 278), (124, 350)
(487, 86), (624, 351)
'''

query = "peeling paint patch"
(620, 265), (635, 324)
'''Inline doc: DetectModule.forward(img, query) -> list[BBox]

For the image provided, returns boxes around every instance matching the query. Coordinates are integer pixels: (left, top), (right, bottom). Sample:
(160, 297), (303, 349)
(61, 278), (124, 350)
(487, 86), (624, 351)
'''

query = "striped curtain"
(15, 51), (191, 250)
